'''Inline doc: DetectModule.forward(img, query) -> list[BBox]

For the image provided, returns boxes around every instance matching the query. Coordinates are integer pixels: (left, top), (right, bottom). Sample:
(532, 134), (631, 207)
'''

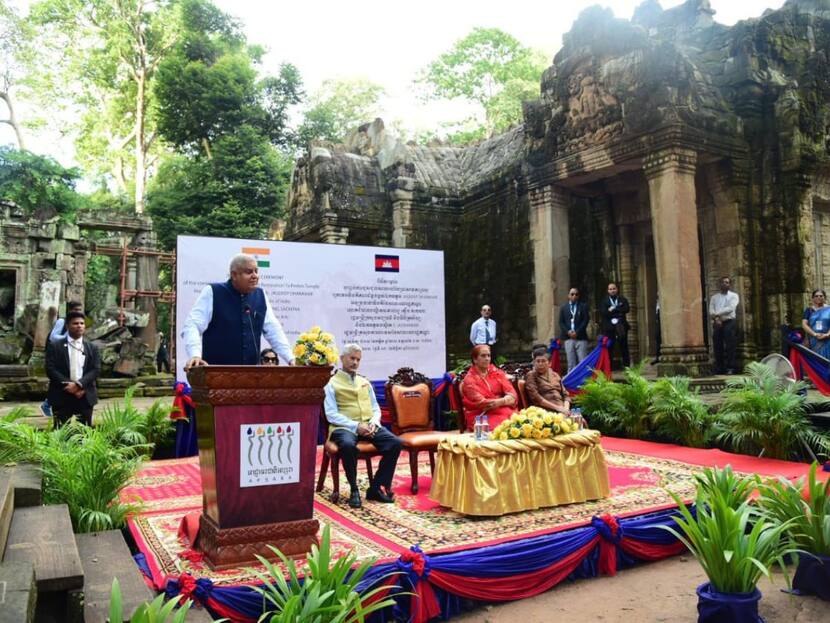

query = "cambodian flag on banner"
(375, 254), (400, 272)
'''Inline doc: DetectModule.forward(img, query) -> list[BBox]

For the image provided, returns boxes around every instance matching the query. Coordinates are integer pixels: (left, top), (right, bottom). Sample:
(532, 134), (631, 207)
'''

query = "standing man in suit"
(600, 282), (631, 369)
(558, 287), (590, 371)
(45, 311), (101, 427)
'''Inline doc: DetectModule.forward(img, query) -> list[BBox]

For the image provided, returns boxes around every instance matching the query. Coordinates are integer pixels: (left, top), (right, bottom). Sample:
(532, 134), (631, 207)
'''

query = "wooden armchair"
(316, 412), (383, 504)
(386, 367), (458, 494)
(452, 368), (469, 432)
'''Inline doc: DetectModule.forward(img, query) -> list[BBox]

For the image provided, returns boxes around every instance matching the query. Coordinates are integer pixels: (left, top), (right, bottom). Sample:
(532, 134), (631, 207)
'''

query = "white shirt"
(709, 290), (740, 321)
(323, 372), (381, 433)
(181, 285), (294, 364)
(67, 336), (85, 383)
(49, 318), (66, 342)
(470, 317), (497, 345)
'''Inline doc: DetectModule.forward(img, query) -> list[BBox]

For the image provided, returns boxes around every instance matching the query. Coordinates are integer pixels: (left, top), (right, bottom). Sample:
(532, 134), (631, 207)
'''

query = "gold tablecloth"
(429, 429), (611, 516)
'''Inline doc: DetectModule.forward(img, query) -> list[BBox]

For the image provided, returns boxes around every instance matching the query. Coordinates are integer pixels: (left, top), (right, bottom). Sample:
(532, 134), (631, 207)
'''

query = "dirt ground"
(452, 555), (830, 622)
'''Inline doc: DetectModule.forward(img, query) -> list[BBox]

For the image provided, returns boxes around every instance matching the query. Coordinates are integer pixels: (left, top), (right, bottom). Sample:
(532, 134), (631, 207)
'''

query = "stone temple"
(285, 0), (830, 376)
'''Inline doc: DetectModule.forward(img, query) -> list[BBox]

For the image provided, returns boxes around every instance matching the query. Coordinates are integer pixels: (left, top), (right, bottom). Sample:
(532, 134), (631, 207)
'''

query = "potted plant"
(663, 468), (797, 622)
(250, 524), (400, 622)
(758, 462), (830, 600)
(651, 376), (714, 448)
(716, 362), (830, 459)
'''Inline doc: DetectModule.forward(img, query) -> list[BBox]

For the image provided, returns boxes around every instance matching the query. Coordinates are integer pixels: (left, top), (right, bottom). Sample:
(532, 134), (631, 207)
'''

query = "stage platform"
(123, 437), (816, 621)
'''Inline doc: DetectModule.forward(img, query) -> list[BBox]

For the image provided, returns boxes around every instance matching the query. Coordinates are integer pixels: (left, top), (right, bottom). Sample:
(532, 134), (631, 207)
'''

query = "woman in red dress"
(461, 344), (518, 431)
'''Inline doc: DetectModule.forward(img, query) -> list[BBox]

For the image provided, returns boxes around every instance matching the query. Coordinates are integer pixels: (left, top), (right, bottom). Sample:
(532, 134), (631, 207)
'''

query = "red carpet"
(125, 437), (816, 589)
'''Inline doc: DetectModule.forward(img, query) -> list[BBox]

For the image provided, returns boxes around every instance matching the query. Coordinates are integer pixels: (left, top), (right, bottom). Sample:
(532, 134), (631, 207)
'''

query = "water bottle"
(481, 414), (490, 439)
(474, 415), (482, 441)
(572, 407), (584, 430)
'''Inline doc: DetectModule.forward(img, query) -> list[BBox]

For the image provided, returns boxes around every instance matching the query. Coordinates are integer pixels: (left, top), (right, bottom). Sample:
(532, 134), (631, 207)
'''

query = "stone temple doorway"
(0, 269), (16, 329)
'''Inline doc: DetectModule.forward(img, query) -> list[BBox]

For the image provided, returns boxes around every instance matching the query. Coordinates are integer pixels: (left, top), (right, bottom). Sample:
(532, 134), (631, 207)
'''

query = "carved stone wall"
(285, 0), (830, 374)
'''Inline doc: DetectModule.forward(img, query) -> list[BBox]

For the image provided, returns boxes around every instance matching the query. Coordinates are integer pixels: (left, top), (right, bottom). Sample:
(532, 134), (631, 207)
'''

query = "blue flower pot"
(792, 553), (830, 600)
(696, 582), (764, 623)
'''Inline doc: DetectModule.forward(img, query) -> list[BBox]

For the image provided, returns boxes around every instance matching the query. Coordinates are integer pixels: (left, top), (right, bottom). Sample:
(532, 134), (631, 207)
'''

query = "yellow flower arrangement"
(488, 407), (580, 441)
(294, 326), (339, 366)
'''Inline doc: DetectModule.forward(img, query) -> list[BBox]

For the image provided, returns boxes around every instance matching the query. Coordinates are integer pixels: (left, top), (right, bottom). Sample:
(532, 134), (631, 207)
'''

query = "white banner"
(175, 235), (446, 381)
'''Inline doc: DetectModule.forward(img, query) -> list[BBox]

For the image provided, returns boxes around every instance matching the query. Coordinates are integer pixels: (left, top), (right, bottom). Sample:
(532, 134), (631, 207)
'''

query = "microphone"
(243, 304), (257, 362)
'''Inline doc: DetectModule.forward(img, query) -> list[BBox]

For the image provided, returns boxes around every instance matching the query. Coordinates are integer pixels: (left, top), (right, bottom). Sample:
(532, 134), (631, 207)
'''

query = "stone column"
(391, 176), (416, 248)
(320, 214), (349, 244)
(618, 224), (640, 363)
(528, 185), (570, 342)
(644, 148), (710, 376)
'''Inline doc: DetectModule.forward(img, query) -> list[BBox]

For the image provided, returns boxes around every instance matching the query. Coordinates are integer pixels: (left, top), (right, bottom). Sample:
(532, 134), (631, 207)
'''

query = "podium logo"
(239, 422), (300, 488)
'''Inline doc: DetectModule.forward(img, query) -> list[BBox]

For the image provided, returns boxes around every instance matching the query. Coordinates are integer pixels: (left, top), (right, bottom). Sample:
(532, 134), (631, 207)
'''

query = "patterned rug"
(125, 442), (714, 588)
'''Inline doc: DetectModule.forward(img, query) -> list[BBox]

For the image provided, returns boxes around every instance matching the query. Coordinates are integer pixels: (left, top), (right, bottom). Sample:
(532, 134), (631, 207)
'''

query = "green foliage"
(297, 78), (384, 145)
(576, 364), (652, 438)
(716, 362), (830, 460)
(759, 463), (830, 556)
(109, 577), (194, 623)
(662, 470), (797, 594)
(417, 27), (547, 139)
(154, 0), (303, 155)
(693, 465), (758, 509)
(27, 0), (181, 208)
(38, 421), (142, 532)
(651, 376), (714, 448)
(96, 386), (176, 455)
(0, 146), (84, 218)
(147, 125), (292, 249)
(141, 399), (177, 449)
(574, 371), (624, 434)
(249, 524), (399, 623)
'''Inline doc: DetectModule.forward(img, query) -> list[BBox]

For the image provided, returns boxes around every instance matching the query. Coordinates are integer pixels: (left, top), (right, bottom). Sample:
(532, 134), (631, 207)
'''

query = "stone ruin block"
(0, 333), (27, 364)
(27, 222), (57, 239)
(57, 223), (80, 241)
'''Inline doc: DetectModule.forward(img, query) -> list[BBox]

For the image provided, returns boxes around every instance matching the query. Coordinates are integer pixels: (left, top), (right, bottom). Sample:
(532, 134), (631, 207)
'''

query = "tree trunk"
(134, 71), (146, 214)
(0, 90), (26, 150)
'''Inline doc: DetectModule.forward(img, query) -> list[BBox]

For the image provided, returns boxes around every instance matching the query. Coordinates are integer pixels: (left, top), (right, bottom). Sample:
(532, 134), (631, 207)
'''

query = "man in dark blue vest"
(182, 254), (294, 370)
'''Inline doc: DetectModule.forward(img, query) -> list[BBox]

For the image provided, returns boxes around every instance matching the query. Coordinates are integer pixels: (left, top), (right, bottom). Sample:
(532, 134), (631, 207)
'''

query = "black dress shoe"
(366, 486), (395, 503)
(348, 488), (362, 508)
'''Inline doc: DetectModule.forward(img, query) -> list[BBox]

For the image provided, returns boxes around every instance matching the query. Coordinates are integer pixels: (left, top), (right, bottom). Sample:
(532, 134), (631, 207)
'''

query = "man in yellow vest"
(324, 343), (401, 508)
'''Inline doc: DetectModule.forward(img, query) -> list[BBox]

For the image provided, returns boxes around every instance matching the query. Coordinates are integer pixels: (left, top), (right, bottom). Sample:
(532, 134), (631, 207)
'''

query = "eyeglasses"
(261, 356), (277, 363)
(814, 294), (825, 299)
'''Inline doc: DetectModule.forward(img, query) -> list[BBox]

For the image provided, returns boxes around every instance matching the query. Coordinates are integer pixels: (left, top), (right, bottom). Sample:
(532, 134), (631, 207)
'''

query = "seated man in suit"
(45, 311), (101, 427)
(324, 343), (401, 509)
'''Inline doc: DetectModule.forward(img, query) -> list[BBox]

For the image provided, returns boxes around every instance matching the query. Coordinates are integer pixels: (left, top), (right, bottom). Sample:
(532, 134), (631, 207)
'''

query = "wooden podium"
(187, 365), (332, 569)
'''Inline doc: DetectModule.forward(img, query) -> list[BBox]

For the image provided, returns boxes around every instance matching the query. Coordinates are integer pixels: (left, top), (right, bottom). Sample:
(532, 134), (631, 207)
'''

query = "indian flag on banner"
(242, 246), (270, 268)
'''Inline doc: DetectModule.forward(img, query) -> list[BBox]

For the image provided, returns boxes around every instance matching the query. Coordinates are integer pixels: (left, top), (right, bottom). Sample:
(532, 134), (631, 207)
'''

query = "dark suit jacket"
(45, 336), (100, 407)
(558, 301), (590, 340)
(599, 295), (631, 335)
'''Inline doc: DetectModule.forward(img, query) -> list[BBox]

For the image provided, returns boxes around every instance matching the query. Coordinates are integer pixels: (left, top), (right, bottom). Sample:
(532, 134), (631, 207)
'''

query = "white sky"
(2, 0), (786, 164)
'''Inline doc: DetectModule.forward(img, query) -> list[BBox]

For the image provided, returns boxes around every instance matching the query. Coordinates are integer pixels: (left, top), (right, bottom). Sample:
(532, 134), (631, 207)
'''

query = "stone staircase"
(0, 464), (214, 622)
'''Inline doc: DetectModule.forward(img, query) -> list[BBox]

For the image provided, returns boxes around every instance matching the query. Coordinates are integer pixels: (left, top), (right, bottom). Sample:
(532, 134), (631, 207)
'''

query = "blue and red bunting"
(785, 330), (830, 395)
(159, 507), (689, 622)
(563, 335), (612, 393)
(172, 382), (198, 458)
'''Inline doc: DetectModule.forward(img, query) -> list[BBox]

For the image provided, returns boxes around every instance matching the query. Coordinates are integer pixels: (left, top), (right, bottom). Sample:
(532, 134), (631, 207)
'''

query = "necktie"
(484, 319), (491, 345)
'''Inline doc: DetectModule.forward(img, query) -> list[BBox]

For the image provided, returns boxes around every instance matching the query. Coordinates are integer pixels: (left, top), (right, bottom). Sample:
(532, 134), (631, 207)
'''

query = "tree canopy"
(27, 0), (182, 213)
(0, 146), (84, 219)
(147, 0), (301, 249)
(418, 27), (548, 142)
(297, 78), (385, 146)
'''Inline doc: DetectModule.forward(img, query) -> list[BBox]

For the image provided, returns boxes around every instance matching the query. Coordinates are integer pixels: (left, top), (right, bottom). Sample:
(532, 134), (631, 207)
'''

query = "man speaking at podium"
(182, 254), (294, 370)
